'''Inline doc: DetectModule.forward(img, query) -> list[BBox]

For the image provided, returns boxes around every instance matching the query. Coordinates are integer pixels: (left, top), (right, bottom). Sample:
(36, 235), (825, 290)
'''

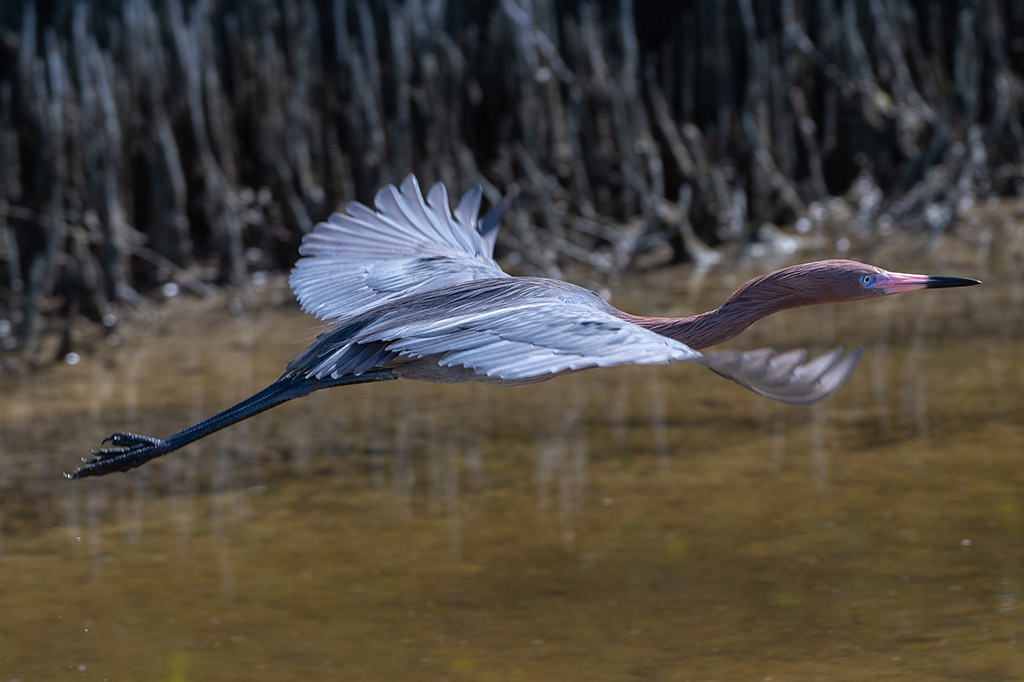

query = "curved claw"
(99, 432), (162, 449)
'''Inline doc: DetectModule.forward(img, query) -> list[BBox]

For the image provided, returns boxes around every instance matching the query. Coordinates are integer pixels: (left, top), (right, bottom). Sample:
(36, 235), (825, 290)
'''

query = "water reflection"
(1, 234), (1022, 680)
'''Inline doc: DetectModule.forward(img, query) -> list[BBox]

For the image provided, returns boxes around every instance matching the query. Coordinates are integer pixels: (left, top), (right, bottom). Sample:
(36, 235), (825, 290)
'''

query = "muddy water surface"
(1, 233), (1021, 681)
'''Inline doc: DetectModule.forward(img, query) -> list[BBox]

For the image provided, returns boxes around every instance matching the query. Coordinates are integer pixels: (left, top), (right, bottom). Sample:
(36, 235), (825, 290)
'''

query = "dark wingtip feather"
(478, 184), (518, 239)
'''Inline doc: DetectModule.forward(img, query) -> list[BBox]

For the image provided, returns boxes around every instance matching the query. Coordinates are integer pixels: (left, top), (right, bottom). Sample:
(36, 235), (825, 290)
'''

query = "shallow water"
(1, 231), (1022, 681)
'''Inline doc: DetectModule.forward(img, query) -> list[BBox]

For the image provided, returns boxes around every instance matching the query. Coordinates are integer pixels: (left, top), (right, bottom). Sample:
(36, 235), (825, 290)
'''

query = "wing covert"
(383, 303), (702, 380)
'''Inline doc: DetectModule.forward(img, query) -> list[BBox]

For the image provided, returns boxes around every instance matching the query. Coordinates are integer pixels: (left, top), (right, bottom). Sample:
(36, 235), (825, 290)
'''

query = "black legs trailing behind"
(70, 370), (398, 478)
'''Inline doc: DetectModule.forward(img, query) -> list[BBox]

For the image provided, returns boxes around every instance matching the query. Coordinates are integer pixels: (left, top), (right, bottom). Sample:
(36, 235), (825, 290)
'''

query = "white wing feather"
(289, 175), (507, 322)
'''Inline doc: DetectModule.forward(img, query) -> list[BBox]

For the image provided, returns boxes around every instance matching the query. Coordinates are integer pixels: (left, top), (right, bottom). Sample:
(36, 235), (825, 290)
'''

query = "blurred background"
(1, 0), (1022, 365)
(1, 2), (1023, 681)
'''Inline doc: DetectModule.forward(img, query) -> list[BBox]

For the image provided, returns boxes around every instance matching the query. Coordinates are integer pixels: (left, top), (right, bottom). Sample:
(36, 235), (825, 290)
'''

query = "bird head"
(817, 259), (981, 302)
(729, 259), (980, 310)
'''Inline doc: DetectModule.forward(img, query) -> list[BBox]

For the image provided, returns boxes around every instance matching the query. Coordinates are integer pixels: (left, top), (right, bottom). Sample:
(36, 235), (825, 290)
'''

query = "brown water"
(1, 232), (1022, 681)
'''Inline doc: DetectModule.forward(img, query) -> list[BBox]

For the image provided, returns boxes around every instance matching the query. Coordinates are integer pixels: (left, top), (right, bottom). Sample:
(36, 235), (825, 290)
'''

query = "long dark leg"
(69, 370), (398, 478)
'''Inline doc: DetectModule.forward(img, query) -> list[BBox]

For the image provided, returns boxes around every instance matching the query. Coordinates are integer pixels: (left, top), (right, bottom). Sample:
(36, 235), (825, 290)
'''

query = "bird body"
(71, 176), (979, 478)
(285, 275), (697, 387)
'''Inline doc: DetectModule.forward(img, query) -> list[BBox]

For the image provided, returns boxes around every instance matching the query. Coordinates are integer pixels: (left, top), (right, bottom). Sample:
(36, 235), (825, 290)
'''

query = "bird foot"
(67, 432), (169, 479)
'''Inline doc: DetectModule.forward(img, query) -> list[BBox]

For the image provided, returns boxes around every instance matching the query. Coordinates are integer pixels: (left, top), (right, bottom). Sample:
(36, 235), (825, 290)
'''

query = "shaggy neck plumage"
(625, 266), (832, 350)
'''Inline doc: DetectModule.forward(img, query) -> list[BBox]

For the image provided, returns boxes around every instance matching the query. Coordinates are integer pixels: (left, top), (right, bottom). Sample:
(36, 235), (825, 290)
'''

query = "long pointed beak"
(871, 271), (981, 294)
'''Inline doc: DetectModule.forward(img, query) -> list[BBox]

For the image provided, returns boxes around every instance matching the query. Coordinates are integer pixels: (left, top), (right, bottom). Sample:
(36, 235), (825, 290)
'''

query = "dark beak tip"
(926, 276), (982, 288)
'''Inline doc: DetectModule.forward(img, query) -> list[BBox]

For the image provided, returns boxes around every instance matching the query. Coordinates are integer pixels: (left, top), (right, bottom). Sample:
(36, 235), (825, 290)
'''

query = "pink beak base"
(873, 271), (981, 294)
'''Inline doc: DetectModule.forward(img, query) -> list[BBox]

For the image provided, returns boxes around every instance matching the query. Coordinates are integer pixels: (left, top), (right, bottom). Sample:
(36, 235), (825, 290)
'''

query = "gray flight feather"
(698, 347), (863, 404)
(290, 175), (507, 323)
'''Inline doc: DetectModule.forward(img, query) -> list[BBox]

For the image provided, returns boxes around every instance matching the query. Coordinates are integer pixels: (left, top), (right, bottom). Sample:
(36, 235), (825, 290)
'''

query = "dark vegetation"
(1, 0), (1022, 366)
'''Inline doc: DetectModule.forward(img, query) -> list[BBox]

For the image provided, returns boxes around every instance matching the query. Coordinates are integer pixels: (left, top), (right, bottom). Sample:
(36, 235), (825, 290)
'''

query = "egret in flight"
(71, 176), (979, 478)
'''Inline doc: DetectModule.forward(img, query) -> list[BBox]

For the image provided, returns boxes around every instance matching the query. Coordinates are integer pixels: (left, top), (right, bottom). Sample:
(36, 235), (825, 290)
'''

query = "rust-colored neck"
(621, 266), (836, 349)
(625, 303), (800, 350)
(621, 309), (752, 350)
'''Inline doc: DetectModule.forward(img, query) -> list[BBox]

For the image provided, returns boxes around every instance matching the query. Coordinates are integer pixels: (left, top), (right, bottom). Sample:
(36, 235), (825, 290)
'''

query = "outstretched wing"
(287, 278), (701, 381)
(290, 175), (508, 322)
(698, 346), (863, 404)
(384, 305), (701, 382)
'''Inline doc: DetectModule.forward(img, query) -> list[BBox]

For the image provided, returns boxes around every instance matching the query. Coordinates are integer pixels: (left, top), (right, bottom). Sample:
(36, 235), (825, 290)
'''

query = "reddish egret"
(71, 176), (979, 478)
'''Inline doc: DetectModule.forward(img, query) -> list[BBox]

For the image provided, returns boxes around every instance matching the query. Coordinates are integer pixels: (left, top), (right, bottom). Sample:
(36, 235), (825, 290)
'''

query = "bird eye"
(860, 274), (874, 286)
